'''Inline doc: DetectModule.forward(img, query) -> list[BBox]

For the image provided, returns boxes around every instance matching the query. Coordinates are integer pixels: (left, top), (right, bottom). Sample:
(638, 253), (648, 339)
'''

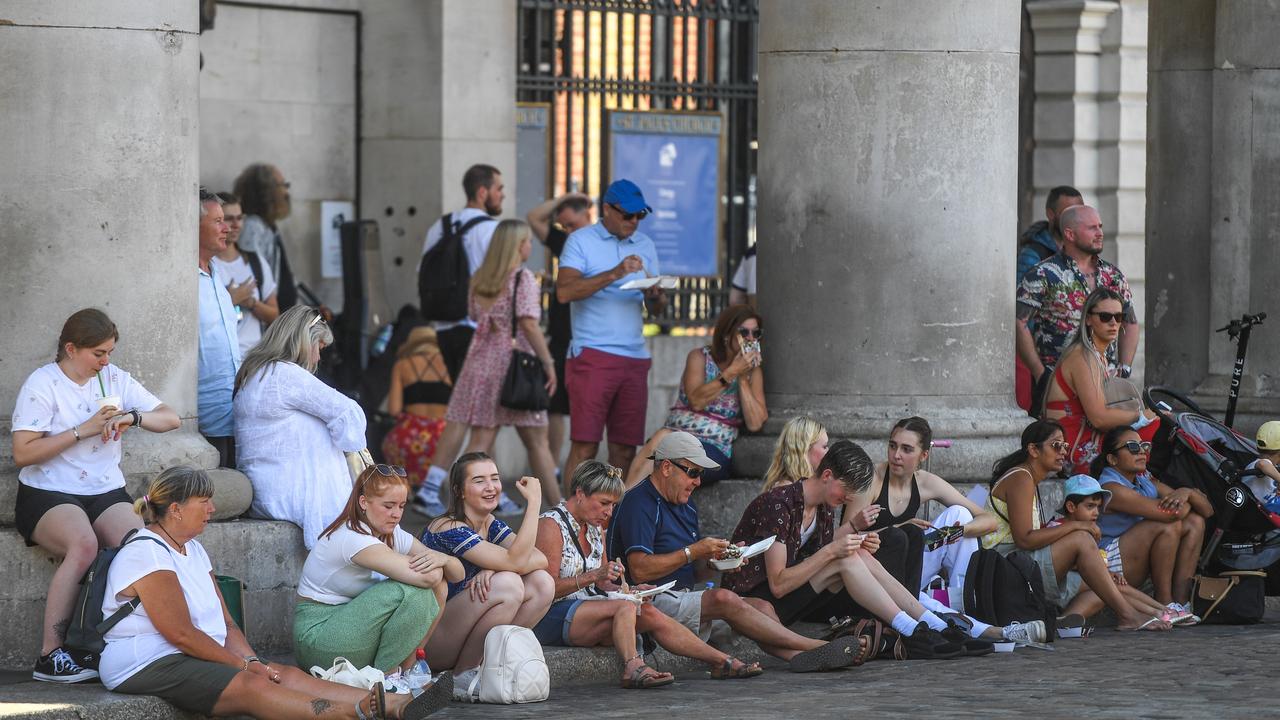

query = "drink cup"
(98, 395), (122, 412)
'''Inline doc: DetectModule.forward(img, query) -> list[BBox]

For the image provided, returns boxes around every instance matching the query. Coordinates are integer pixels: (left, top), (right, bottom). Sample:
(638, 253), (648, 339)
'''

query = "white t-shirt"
(11, 363), (163, 495)
(99, 530), (227, 689)
(419, 208), (499, 331)
(211, 251), (278, 355)
(297, 523), (415, 605)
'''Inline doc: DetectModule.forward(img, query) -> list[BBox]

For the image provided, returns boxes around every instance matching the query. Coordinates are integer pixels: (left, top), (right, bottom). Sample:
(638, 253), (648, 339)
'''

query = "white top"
(419, 208), (499, 331)
(1244, 460), (1278, 503)
(233, 362), (367, 549)
(540, 503), (604, 601)
(11, 363), (162, 495)
(211, 252), (278, 355)
(99, 530), (226, 689)
(297, 523), (415, 605)
(798, 516), (817, 548)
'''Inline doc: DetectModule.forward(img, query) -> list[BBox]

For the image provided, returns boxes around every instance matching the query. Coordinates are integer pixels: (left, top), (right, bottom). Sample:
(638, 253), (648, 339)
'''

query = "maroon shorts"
(565, 347), (651, 447)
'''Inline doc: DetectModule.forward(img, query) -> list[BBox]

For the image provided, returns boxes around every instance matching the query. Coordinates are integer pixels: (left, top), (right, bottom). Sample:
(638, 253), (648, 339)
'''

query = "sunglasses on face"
(1044, 440), (1070, 453)
(737, 327), (763, 340)
(609, 204), (648, 222)
(1089, 311), (1125, 324)
(670, 461), (704, 479)
(1118, 441), (1152, 455)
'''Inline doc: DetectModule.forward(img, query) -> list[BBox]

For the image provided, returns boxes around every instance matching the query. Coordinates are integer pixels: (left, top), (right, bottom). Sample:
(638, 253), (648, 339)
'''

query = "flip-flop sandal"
(356, 681), (387, 720)
(851, 619), (882, 666)
(622, 663), (676, 688)
(789, 635), (860, 673)
(709, 657), (763, 679)
(402, 671), (453, 719)
(1120, 615), (1171, 632)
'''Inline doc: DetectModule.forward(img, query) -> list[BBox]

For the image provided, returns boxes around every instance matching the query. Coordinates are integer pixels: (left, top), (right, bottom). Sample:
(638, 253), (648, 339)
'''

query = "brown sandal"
(710, 657), (764, 679)
(850, 619), (882, 666)
(356, 681), (388, 720)
(621, 662), (676, 689)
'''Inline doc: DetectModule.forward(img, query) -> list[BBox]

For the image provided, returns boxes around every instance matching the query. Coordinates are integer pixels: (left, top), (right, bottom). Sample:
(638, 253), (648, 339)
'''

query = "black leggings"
(872, 524), (924, 595)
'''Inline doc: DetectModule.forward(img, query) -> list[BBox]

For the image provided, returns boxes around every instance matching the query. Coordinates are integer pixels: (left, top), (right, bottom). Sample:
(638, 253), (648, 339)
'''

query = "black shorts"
(548, 346), (570, 415)
(744, 582), (865, 627)
(14, 483), (134, 547)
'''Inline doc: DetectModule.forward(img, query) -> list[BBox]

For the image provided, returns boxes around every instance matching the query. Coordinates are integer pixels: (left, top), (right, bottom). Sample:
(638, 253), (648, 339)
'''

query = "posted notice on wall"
(607, 110), (723, 277)
(320, 201), (354, 279)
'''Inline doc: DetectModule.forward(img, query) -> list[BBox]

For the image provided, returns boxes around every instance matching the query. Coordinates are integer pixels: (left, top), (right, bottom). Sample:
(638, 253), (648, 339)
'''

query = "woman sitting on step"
(102, 466), (451, 719)
(11, 308), (181, 683)
(626, 304), (768, 489)
(294, 464), (463, 684)
(533, 460), (763, 687)
(419, 452), (554, 688)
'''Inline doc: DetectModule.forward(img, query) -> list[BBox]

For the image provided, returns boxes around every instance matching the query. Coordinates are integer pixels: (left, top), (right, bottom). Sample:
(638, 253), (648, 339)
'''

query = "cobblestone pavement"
(447, 620), (1277, 720)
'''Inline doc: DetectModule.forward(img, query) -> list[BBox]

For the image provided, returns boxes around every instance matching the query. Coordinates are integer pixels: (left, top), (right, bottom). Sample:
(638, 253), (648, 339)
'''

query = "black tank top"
(401, 354), (451, 406)
(869, 466), (921, 530)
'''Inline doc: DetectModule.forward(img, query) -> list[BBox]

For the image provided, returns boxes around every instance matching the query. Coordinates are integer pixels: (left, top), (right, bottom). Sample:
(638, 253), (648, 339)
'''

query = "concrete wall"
(199, 2), (360, 310)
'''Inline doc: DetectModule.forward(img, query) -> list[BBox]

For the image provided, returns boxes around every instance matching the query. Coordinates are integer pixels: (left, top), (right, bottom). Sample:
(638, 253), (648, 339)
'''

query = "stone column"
(1147, 0), (1280, 431)
(361, 0), (518, 312)
(747, 0), (1028, 482)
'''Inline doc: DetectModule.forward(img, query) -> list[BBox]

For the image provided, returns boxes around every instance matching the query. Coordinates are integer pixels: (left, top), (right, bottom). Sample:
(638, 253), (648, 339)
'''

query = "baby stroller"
(1144, 386), (1280, 576)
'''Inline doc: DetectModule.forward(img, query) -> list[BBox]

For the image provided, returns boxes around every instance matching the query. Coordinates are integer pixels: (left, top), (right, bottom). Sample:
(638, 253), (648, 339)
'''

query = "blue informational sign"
(608, 111), (722, 277)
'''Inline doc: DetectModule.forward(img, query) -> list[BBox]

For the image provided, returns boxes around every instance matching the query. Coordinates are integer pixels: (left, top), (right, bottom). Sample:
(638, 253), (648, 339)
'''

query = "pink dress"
(445, 267), (546, 428)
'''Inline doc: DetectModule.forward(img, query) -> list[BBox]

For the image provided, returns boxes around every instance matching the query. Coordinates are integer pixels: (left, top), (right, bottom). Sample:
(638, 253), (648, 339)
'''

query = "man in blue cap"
(556, 179), (668, 492)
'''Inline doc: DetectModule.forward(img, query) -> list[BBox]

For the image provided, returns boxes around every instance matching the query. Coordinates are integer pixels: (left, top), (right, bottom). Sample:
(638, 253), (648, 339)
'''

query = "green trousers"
(294, 580), (440, 672)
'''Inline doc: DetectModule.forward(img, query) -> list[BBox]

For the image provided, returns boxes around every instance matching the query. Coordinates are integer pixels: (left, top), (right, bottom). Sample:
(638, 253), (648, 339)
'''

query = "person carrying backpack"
(417, 164), (504, 384)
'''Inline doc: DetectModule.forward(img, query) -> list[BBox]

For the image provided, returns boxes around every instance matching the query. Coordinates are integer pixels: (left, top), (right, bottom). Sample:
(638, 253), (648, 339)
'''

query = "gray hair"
(199, 186), (218, 217)
(569, 460), (625, 499)
(133, 465), (214, 523)
(234, 305), (334, 393)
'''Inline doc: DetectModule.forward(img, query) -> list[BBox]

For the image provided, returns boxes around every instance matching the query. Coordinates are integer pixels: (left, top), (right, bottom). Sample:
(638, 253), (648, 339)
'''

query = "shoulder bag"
(499, 270), (550, 411)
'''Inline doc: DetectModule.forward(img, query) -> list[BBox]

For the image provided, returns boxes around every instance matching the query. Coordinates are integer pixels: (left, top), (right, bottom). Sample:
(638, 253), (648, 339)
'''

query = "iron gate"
(517, 0), (759, 327)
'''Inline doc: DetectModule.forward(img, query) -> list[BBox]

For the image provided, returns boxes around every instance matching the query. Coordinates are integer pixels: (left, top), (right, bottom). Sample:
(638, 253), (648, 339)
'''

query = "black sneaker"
(33, 647), (99, 683)
(940, 619), (995, 657)
(69, 647), (99, 671)
(899, 623), (965, 660)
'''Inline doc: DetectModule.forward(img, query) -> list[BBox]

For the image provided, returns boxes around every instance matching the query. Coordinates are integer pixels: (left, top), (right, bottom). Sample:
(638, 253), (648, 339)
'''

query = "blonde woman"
(382, 326), (452, 508)
(421, 219), (562, 509)
(233, 306), (366, 549)
(760, 417), (829, 492)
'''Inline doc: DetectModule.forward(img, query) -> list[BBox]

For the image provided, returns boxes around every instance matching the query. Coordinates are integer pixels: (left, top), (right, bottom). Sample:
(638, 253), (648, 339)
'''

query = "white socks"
(891, 612), (918, 636)
(920, 611), (948, 632)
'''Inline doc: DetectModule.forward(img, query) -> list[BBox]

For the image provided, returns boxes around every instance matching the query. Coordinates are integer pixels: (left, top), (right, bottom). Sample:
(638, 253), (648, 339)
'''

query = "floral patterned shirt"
(1016, 252), (1132, 368)
(722, 482), (833, 596)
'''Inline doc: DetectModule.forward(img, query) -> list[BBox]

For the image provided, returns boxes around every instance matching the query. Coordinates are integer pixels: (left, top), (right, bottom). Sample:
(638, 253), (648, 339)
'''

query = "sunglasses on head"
(372, 464), (407, 478)
(609, 203), (648, 222)
(737, 327), (763, 340)
(668, 460), (704, 479)
(1117, 440), (1152, 455)
(1089, 310), (1125, 324)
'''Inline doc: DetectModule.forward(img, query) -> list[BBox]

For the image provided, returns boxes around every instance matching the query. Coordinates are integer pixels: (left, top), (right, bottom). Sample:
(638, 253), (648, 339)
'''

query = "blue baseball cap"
(1060, 474), (1112, 512)
(602, 179), (652, 214)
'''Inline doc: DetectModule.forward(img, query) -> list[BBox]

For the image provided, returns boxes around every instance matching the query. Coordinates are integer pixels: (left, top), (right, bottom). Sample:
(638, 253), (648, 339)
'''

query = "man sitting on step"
(606, 431), (863, 673)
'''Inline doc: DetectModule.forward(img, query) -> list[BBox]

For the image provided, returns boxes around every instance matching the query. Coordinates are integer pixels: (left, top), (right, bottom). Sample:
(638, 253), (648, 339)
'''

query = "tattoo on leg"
(52, 619), (70, 643)
(310, 698), (333, 716)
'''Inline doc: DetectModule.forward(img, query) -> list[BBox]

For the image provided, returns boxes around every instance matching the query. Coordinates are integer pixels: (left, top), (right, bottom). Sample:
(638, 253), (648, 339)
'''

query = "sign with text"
(607, 110), (722, 277)
(320, 200), (354, 279)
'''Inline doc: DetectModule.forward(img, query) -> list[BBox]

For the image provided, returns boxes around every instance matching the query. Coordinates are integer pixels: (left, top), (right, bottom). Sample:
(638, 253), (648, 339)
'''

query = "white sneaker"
(382, 670), (412, 695)
(451, 668), (478, 703)
(1003, 619), (1047, 644)
(496, 492), (523, 515)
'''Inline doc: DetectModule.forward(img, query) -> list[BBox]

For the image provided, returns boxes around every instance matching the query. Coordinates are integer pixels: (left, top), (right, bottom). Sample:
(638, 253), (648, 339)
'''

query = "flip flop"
(357, 681), (387, 720)
(622, 663), (676, 688)
(851, 619), (883, 666)
(402, 672), (453, 719)
(1123, 615), (1172, 632)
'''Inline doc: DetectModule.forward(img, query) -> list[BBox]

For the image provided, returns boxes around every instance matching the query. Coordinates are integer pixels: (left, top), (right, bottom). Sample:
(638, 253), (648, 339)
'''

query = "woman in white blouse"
(295, 464), (463, 679)
(103, 466), (451, 719)
(233, 306), (367, 548)
(11, 308), (180, 683)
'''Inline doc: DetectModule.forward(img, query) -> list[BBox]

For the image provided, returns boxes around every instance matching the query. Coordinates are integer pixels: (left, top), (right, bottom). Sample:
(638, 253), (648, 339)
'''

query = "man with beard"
(1016, 204), (1138, 413)
(234, 163), (299, 311)
(419, 164), (505, 381)
(1016, 186), (1084, 283)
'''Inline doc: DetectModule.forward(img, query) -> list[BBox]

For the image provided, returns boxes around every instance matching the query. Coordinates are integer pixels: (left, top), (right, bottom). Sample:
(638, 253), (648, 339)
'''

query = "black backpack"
(964, 547), (1057, 641)
(65, 528), (170, 655)
(417, 213), (496, 322)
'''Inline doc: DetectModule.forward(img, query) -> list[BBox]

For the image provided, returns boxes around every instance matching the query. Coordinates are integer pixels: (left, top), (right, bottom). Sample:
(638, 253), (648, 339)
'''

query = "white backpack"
(465, 625), (550, 704)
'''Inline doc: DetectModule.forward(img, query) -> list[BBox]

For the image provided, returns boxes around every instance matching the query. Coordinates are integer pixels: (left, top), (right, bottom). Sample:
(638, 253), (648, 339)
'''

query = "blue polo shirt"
(607, 477), (700, 589)
(197, 263), (242, 437)
(559, 221), (659, 359)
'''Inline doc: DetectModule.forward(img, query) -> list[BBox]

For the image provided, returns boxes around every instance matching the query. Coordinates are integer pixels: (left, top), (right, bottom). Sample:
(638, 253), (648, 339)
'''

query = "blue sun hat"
(1060, 474), (1113, 513)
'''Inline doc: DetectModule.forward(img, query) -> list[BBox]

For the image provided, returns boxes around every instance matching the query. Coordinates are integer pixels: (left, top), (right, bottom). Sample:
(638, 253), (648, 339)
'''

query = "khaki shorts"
(113, 653), (239, 715)
(650, 589), (736, 648)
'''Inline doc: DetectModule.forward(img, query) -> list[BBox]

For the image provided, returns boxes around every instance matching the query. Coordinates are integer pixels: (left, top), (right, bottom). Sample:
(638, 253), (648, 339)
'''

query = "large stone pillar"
(1147, 0), (1280, 431)
(0, 3), (212, 665)
(748, 0), (1027, 482)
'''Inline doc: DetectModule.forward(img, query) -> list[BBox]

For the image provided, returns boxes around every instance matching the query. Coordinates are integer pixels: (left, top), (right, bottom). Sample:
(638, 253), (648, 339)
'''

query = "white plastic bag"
(310, 656), (385, 690)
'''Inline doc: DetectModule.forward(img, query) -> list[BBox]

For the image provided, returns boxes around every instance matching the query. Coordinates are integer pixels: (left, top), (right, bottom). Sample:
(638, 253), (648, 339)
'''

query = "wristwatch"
(716, 375), (730, 388)
(682, 546), (693, 564)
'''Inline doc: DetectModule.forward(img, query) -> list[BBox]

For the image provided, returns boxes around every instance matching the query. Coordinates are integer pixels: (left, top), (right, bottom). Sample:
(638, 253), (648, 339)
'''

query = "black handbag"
(1192, 570), (1266, 624)
(499, 270), (550, 411)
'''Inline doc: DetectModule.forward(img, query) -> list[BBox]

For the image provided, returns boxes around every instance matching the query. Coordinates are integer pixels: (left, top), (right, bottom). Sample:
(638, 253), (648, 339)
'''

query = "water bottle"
(371, 323), (393, 356)
(405, 648), (432, 697)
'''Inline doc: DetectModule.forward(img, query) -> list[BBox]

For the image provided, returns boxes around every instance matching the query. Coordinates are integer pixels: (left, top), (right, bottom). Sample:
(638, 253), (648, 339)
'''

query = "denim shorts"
(532, 598), (586, 646)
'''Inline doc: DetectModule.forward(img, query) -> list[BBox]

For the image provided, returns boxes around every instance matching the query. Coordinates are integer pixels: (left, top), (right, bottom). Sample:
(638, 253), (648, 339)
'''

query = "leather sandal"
(709, 657), (764, 679)
(788, 635), (860, 673)
(622, 662), (676, 688)
(356, 681), (387, 720)
(850, 619), (883, 666)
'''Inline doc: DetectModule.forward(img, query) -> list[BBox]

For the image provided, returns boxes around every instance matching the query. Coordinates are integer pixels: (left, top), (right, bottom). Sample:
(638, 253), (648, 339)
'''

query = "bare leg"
(1172, 512), (1205, 604)
(699, 589), (822, 661)
(515, 424), (563, 506)
(401, 582), (449, 672)
(1118, 520), (1180, 604)
(210, 667), (365, 719)
(547, 414), (567, 468)
(510, 571), (555, 629)
(563, 441), (599, 497)
(90, 502), (143, 547)
(424, 572), (523, 670)
(1050, 530), (1154, 629)
(626, 429), (671, 489)
(567, 600), (673, 684)
(809, 552), (925, 623)
(31, 505), (102, 655)
(607, 442), (638, 475)
(464, 425), (498, 454)
(635, 603), (729, 667)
